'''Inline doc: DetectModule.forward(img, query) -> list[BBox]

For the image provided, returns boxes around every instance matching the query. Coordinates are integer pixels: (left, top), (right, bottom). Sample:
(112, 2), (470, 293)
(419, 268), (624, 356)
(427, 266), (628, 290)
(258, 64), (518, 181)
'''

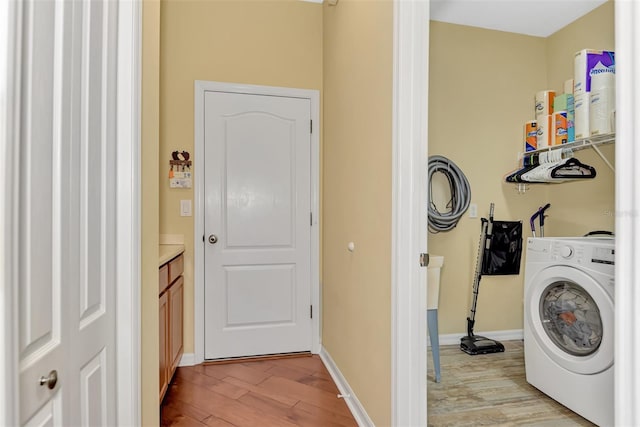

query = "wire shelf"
(508, 133), (615, 193)
(519, 133), (615, 158)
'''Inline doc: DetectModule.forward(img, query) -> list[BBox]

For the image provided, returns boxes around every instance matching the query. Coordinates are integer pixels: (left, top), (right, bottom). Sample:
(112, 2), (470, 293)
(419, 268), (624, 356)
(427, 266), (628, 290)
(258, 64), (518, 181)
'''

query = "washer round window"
(539, 281), (603, 356)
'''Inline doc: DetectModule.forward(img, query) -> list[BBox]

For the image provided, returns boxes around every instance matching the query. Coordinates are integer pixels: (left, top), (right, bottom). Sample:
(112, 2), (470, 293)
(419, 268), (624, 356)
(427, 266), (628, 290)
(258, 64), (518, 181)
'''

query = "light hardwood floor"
(428, 340), (596, 427)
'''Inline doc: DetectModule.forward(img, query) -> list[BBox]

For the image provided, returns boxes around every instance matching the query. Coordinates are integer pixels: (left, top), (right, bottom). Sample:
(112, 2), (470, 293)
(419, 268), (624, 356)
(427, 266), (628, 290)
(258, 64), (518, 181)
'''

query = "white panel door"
(204, 91), (312, 359)
(18, 0), (118, 424)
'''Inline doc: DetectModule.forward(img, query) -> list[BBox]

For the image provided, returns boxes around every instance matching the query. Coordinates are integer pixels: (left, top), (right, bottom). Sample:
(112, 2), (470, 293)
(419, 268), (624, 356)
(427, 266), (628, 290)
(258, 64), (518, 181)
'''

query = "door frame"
(391, 0), (640, 426)
(193, 81), (321, 364)
(614, 1), (640, 424)
(395, 1), (640, 425)
(391, 1), (430, 425)
(0, 0), (20, 422)
(0, 1), (142, 424)
(114, 0), (142, 425)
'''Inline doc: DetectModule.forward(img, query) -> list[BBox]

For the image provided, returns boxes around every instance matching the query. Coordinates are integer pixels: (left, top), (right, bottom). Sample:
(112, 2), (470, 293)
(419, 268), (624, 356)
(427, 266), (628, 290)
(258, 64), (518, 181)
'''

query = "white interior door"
(17, 0), (118, 424)
(204, 91), (312, 360)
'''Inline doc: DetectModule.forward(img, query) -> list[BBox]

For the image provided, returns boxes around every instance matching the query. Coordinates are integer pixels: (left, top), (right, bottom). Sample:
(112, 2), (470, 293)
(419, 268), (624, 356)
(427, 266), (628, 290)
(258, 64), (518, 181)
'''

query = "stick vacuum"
(460, 203), (505, 355)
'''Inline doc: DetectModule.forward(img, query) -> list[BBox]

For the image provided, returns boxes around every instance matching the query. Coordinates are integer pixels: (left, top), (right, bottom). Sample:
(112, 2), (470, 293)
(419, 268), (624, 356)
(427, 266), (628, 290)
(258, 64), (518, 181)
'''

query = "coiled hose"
(428, 155), (471, 232)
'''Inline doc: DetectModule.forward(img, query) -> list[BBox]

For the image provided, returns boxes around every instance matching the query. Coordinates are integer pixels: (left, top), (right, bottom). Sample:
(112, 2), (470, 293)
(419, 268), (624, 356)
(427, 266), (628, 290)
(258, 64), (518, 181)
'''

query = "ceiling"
(429, 0), (609, 37)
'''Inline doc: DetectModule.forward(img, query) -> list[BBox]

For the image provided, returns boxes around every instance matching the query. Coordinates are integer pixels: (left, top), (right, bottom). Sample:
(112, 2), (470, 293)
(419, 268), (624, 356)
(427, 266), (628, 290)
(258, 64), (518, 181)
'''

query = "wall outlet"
(469, 203), (478, 218)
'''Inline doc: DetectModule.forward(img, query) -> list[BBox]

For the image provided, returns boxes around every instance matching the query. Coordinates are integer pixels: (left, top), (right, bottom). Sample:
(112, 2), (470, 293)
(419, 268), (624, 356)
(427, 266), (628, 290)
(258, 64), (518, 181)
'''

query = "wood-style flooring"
(163, 341), (598, 427)
(428, 340), (597, 427)
(161, 355), (357, 427)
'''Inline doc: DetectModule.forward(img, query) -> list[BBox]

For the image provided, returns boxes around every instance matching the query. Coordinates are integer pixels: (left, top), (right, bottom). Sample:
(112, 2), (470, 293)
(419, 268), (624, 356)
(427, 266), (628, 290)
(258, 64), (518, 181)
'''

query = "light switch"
(180, 200), (192, 217)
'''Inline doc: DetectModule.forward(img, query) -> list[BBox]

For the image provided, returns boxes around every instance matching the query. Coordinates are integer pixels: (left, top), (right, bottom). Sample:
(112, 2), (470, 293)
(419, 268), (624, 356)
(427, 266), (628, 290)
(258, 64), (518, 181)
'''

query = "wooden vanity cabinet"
(159, 253), (184, 402)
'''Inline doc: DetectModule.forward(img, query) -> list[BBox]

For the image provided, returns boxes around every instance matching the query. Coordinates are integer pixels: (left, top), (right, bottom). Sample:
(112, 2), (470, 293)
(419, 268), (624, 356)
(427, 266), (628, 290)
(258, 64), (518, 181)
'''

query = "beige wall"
(141, 0), (161, 425)
(429, 22), (548, 334)
(429, 2), (615, 335)
(158, 0), (322, 356)
(545, 1), (615, 237)
(322, 1), (393, 425)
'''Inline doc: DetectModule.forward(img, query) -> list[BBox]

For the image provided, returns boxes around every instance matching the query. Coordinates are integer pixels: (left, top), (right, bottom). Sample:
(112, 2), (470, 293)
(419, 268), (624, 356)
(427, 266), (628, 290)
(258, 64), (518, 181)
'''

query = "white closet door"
(18, 0), (118, 425)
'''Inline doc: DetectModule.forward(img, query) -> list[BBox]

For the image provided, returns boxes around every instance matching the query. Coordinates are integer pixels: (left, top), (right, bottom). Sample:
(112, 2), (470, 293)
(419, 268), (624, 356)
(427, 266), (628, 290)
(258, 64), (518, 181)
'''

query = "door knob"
(39, 370), (58, 389)
(208, 234), (218, 244)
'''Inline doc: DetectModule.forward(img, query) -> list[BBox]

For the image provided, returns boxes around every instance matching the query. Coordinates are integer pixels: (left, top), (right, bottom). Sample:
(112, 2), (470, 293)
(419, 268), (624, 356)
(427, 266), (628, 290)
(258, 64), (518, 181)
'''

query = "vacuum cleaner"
(530, 203), (551, 237)
(461, 203), (523, 355)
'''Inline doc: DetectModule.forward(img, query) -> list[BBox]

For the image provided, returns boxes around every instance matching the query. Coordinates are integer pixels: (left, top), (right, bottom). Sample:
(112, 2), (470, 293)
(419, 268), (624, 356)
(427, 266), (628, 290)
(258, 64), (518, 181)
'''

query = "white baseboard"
(179, 353), (196, 367)
(428, 329), (524, 347)
(319, 347), (374, 427)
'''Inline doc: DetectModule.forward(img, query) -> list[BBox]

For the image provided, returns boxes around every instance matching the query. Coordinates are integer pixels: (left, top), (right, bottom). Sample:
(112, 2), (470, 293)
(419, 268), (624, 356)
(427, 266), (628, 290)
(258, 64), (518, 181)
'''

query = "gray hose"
(428, 155), (471, 232)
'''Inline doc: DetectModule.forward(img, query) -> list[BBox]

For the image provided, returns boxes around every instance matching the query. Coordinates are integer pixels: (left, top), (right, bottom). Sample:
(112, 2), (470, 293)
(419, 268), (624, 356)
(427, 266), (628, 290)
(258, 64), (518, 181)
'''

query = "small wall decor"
(169, 151), (192, 188)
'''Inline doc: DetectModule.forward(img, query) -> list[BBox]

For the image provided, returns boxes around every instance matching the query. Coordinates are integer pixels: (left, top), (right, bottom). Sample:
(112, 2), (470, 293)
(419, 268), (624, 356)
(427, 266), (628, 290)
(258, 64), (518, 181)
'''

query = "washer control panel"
(527, 237), (614, 268)
(592, 246), (615, 265)
(550, 240), (615, 267)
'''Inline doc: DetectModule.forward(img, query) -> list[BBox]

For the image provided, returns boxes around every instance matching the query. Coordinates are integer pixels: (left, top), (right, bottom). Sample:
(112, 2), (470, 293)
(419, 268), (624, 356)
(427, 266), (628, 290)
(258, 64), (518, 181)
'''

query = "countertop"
(159, 244), (185, 267)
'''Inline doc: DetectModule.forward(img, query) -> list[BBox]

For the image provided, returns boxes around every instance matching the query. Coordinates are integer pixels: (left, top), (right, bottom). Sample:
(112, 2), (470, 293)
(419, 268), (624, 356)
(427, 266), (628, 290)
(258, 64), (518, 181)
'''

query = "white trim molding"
(0, 0), (21, 424)
(319, 347), (374, 427)
(179, 353), (197, 367)
(115, 0), (142, 425)
(193, 81), (321, 364)
(614, 1), (640, 424)
(391, 1), (430, 426)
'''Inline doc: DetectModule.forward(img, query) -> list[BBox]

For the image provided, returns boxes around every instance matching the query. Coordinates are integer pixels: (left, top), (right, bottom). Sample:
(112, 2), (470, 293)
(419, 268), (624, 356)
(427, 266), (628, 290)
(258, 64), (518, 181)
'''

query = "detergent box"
(574, 49), (615, 95)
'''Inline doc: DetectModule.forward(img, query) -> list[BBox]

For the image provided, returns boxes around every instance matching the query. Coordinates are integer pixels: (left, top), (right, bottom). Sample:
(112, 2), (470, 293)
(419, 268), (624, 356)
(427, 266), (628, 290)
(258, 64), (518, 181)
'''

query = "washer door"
(525, 265), (613, 374)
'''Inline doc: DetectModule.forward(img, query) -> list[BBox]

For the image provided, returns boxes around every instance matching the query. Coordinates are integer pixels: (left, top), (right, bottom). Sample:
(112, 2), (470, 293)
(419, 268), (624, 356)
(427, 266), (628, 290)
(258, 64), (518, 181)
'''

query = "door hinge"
(202, 235), (205, 242)
(419, 253), (430, 267)
(310, 119), (313, 134)
(310, 305), (313, 319)
(310, 212), (313, 226)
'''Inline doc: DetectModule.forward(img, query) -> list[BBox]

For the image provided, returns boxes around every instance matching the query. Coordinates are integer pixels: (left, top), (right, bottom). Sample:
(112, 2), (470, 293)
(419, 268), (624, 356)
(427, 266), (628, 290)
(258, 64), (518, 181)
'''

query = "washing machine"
(524, 237), (614, 427)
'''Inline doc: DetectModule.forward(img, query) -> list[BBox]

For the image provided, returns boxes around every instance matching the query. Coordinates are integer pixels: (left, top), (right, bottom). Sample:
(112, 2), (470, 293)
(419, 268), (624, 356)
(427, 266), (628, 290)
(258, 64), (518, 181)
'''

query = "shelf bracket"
(590, 143), (615, 172)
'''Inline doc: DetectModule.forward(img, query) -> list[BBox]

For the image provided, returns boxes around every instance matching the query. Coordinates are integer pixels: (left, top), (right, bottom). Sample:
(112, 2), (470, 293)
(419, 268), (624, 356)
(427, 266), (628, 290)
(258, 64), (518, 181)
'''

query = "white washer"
(524, 237), (614, 427)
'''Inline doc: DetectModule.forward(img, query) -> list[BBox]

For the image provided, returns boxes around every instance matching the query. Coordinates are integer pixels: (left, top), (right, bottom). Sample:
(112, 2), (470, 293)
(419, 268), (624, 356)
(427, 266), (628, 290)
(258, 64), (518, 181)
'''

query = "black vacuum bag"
(481, 220), (523, 275)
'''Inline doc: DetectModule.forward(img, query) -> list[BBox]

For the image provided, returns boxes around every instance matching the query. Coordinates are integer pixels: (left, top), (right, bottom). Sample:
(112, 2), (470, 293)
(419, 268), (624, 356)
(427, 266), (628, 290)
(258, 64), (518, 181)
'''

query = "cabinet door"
(168, 254), (184, 285)
(159, 291), (169, 401)
(169, 277), (184, 376)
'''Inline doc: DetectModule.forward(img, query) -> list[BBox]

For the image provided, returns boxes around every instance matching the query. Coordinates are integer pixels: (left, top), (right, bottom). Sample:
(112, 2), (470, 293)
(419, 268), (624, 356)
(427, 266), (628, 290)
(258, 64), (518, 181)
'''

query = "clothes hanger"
(522, 149), (576, 183)
(505, 153), (539, 183)
(550, 157), (597, 179)
(521, 150), (564, 182)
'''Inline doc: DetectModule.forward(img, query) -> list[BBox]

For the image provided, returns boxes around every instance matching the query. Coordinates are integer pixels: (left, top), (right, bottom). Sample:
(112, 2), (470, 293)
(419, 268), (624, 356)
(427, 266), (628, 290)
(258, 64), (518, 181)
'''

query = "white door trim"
(0, 0), (21, 423)
(614, 1), (640, 424)
(115, 0), (142, 425)
(391, 1), (430, 426)
(194, 81), (320, 364)
(0, 1), (141, 424)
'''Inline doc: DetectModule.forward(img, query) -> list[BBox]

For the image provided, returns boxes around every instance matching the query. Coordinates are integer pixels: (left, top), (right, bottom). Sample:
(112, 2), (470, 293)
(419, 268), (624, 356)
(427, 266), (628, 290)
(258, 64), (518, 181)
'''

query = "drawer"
(159, 264), (169, 295)
(168, 254), (184, 284)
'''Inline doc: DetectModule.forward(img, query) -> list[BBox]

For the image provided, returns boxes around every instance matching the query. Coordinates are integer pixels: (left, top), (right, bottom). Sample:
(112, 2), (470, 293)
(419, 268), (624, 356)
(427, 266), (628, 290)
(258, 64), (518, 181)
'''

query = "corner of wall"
(141, 0), (161, 424)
